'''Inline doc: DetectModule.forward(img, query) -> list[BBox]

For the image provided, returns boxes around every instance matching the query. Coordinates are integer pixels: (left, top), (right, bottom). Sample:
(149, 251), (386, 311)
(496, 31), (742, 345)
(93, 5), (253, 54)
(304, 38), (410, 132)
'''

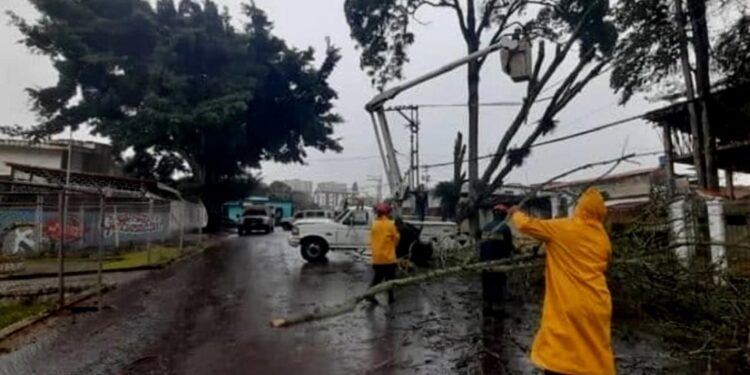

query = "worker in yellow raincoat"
(509, 187), (615, 375)
(368, 202), (400, 304)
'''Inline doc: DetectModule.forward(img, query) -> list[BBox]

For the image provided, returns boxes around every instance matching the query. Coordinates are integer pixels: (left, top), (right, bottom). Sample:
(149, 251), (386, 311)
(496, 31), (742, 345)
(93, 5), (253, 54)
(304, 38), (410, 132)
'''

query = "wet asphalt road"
(0, 232), (538, 375)
(0, 232), (676, 375)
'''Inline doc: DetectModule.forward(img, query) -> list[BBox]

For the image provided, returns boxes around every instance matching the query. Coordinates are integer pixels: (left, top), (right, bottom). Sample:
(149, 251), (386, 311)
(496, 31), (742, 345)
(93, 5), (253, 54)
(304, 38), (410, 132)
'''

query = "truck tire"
(301, 238), (329, 262)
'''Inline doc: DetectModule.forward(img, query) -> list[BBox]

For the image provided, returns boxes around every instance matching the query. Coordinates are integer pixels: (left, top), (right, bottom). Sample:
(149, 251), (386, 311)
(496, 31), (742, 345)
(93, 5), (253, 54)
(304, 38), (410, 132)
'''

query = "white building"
(314, 182), (348, 209)
(0, 139), (121, 177)
(281, 179), (314, 195)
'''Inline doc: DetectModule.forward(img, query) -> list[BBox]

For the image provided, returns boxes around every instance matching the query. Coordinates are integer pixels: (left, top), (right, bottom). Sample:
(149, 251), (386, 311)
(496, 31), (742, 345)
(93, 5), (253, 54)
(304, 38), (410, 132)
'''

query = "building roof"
(0, 138), (112, 153)
(644, 83), (750, 142)
(5, 162), (180, 200)
(644, 84), (750, 173)
(546, 167), (661, 190)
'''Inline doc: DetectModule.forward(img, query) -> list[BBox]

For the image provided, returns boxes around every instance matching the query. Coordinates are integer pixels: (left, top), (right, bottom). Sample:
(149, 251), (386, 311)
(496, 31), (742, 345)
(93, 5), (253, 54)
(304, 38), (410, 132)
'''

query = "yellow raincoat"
(370, 217), (400, 265)
(511, 188), (615, 375)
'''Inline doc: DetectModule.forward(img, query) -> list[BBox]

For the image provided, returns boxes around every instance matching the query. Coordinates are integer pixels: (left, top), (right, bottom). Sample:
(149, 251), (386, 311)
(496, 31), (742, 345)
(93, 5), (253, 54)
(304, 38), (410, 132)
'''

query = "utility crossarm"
(365, 37), (528, 205)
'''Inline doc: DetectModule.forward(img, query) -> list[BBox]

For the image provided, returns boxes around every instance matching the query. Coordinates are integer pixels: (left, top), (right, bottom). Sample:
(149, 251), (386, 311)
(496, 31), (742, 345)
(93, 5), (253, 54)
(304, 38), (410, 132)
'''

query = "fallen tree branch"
(270, 254), (539, 328)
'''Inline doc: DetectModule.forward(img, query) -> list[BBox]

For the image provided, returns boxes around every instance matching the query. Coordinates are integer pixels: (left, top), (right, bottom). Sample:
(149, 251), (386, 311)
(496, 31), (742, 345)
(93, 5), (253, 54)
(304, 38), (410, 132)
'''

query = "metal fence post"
(113, 205), (120, 249)
(179, 202), (185, 254)
(198, 204), (204, 245)
(57, 191), (66, 308)
(147, 199), (153, 265)
(35, 195), (43, 253)
(79, 204), (85, 249)
(97, 194), (105, 310)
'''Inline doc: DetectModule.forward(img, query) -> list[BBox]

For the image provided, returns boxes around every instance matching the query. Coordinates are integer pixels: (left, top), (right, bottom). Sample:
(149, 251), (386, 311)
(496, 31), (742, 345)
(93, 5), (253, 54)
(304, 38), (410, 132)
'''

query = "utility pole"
(686, 0), (718, 189)
(385, 105), (421, 191)
(673, 0), (706, 188)
(407, 107), (420, 190)
(367, 175), (383, 202)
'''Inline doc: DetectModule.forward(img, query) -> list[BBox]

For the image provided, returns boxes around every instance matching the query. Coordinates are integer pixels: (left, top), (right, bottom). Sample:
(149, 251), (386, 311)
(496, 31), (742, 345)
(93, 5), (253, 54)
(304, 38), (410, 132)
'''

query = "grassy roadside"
(16, 246), (185, 274)
(103, 246), (181, 269)
(0, 301), (53, 331)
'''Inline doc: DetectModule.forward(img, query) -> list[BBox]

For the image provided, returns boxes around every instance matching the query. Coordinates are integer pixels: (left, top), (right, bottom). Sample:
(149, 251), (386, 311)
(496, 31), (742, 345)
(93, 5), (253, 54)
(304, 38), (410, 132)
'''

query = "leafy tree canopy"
(715, 14), (750, 86)
(345, 0), (617, 88)
(610, 0), (749, 103)
(10, 0), (343, 225)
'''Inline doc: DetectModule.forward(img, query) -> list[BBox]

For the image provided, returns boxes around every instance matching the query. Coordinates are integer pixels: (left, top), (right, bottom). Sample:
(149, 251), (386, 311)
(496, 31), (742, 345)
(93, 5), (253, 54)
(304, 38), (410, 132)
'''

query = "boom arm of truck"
(366, 36), (530, 206)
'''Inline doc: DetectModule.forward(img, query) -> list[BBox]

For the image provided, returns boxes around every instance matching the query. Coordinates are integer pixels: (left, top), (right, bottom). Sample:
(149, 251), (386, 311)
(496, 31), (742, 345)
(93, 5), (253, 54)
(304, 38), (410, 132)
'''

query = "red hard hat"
(374, 202), (392, 215)
(493, 204), (509, 212)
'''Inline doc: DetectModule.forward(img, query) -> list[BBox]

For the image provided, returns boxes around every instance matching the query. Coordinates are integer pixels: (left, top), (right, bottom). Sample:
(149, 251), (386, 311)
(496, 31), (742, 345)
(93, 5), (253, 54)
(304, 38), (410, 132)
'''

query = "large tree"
(610, 0), (747, 189)
(345, 0), (616, 221)
(10, 0), (342, 226)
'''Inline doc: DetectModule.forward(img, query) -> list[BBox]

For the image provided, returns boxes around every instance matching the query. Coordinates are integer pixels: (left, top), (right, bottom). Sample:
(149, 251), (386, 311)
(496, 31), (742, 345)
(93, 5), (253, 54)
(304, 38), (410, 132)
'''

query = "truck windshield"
(334, 210), (348, 222)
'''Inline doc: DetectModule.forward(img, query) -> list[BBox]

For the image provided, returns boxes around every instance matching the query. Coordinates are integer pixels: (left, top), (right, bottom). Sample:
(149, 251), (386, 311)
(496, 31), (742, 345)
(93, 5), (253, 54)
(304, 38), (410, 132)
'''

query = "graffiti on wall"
(44, 218), (84, 243)
(0, 210), (36, 256)
(2, 223), (36, 256)
(104, 213), (162, 237)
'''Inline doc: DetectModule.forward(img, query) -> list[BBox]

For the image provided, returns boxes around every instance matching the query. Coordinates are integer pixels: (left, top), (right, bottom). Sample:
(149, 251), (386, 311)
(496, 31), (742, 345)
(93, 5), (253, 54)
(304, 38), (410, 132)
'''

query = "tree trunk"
(673, 0), (706, 188)
(687, 0), (718, 189)
(467, 58), (481, 236)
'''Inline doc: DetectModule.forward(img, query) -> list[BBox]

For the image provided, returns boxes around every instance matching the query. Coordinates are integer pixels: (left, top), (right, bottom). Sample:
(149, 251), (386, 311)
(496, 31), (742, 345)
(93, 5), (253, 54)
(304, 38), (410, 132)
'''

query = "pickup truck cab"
(289, 207), (458, 262)
(280, 209), (335, 231)
(239, 206), (275, 235)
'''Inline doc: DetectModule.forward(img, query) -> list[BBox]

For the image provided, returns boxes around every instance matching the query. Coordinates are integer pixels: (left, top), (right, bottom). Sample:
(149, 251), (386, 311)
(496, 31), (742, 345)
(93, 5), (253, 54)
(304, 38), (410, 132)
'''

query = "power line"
(419, 112), (650, 169)
(388, 96), (554, 109)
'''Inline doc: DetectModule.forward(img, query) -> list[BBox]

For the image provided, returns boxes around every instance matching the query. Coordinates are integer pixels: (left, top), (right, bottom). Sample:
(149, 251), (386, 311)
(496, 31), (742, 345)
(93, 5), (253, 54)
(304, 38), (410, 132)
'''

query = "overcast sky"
(3, 0), (737, 195)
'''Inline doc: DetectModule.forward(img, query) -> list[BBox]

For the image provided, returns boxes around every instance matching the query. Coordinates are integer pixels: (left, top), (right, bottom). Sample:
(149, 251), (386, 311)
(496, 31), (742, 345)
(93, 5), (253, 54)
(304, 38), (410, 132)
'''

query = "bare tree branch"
(476, 0), (500, 35)
(466, 0), (477, 42)
(421, 0), (454, 7)
(479, 38), (576, 187)
(528, 40), (546, 92)
(484, 57), (612, 194)
(452, 0), (471, 41)
(478, 8), (594, 190)
(554, 58), (610, 113)
(486, 0), (525, 45)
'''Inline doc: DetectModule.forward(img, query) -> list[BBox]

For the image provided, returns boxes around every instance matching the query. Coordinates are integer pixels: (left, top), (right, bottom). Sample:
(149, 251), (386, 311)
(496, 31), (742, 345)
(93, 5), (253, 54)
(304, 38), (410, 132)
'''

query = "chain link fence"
(0, 190), (206, 307)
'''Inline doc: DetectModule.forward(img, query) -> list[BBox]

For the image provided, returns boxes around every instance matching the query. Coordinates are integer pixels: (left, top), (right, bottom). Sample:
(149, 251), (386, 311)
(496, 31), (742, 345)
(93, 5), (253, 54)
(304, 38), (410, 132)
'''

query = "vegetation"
(8, 0), (343, 227)
(103, 246), (181, 270)
(0, 301), (51, 330)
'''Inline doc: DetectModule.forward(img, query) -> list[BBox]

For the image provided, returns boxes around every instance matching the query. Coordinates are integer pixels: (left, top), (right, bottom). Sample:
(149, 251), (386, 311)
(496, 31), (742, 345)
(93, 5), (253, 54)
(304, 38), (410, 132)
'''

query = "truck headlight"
(292, 226), (300, 235)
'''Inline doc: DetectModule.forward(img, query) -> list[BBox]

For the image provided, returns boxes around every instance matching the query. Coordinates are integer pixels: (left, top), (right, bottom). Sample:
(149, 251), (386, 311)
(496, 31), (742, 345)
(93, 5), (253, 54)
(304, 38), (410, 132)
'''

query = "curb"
(0, 265), (163, 281)
(0, 288), (110, 343)
(0, 239), (221, 344)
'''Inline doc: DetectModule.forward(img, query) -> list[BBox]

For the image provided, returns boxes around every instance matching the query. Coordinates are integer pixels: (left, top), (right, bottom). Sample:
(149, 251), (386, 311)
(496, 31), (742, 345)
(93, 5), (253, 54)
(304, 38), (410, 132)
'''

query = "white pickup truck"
(288, 207), (460, 262)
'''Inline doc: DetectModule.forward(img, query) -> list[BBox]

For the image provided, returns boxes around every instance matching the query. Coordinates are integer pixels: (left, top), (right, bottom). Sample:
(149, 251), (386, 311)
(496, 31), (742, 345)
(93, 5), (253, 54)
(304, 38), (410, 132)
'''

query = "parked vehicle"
(239, 206), (274, 235)
(288, 207), (459, 263)
(280, 209), (334, 231)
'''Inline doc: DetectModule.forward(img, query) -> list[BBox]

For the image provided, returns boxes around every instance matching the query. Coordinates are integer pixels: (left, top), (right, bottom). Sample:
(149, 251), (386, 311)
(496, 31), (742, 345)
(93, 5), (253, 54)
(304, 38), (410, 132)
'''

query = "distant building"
(314, 182), (348, 209)
(0, 139), (121, 177)
(281, 179), (314, 196)
(546, 167), (689, 223)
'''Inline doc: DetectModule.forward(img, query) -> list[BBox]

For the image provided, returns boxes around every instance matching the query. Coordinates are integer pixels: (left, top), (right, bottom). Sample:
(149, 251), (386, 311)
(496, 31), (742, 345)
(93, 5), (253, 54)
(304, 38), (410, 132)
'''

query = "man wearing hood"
(508, 187), (615, 375)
